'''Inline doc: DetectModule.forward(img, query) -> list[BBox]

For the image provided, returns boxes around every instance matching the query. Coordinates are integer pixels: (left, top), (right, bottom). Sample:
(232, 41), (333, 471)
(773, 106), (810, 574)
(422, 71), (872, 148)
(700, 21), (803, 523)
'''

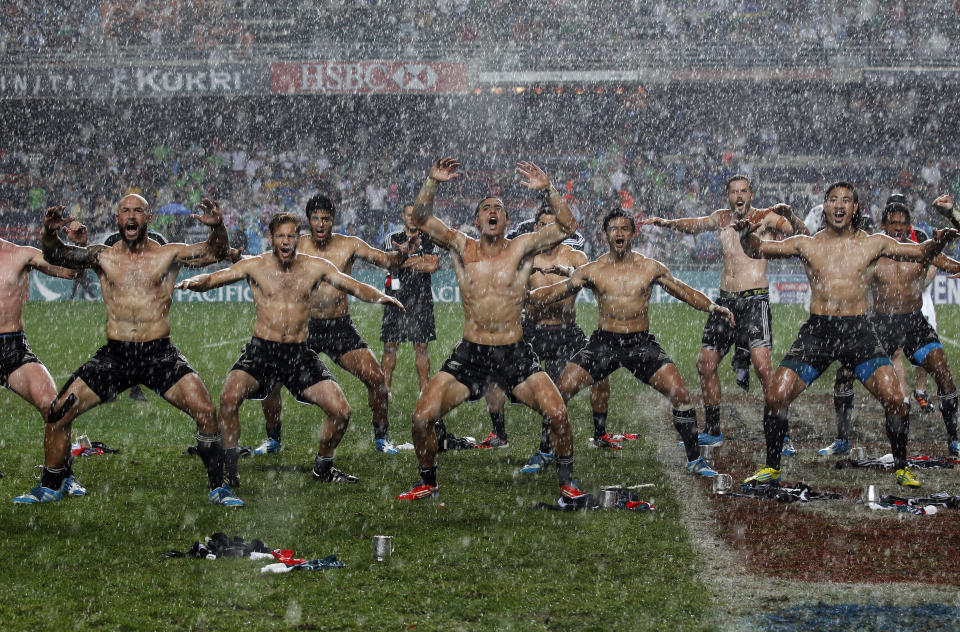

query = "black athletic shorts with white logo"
(522, 319), (588, 382)
(780, 315), (890, 386)
(701, 288), (772, 355)
(380, 300), (436, 344)
(440, 339), (543, 402)
(870, 310), (943, 367)
(307, 316), (369, 363)
(230, 337), (335, 403)
(74, 338), (196, 402)
(570, 329), (673, 383)
(0, 332), (41, 389)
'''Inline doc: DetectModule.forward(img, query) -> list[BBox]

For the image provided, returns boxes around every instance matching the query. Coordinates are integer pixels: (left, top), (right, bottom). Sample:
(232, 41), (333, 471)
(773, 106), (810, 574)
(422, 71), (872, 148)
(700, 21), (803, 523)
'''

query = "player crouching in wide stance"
(177, 213), (404, 495)
(737, 182), (957, 488)
(531, 208), (735, 478)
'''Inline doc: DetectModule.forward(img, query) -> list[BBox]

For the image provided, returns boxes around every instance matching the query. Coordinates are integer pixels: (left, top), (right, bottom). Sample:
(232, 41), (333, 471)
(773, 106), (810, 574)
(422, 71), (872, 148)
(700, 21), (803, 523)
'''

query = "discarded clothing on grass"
(726, 482), (842, 503)
(836, 454), (958, 470)
(535, 488), (655, 512)
(70, 441), (119, 457)
(878, 491), (960, 510)
(864, 501), (936, 515)
(160, 533), (273, 560)
(261, 555), (346, 573)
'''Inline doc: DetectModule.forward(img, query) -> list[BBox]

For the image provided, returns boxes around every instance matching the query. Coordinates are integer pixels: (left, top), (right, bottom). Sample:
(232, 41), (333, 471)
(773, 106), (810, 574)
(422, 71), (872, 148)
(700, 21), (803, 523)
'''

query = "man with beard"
(251, 195), (415, 457)
(531, 209), (735, 478)
(644, 176), (807, 453)
(2, 220), (86, 501)
(34, 195), (240, 506)
(176, 213), (404, 491)
(737, 182), (957, 488)
(396, 157), (583, 501)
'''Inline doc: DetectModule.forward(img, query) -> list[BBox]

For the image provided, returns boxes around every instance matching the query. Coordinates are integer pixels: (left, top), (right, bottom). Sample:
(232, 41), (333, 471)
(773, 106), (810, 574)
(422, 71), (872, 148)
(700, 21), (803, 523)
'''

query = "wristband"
(708, 303), (718, 313)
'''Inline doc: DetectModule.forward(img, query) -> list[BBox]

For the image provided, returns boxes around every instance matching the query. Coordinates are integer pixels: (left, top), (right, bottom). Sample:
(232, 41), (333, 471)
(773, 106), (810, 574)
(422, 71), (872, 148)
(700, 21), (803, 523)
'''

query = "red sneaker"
(589, 435), (622, 450)
(396, 481), (438, 500)
(610, 433), (639, 441)
(476, 432), (509, 449)
(560, 482), (587, 500)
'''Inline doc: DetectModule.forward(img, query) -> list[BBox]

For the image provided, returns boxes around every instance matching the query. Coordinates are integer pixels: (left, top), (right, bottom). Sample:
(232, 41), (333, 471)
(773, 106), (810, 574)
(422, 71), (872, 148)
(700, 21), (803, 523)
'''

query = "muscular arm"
(766, 203), (810, 236)
(656, 267), (735, 325)
(318, 259), (404, 309)
(175, 259), (251, 292)
(933, 253), (960, 275)
(642, 213), (718, 234)
(352, 237), (404, 269)
(174, 199), (231, 267)
(401, 253), (440, 273)
(517, 162), (578, 255)
(878, 229), (957, 264)
(528, 267), (590, 306)
(738, 219), (805, 260)
(412, 159), (466, 252)
(26, 248), (80, 280)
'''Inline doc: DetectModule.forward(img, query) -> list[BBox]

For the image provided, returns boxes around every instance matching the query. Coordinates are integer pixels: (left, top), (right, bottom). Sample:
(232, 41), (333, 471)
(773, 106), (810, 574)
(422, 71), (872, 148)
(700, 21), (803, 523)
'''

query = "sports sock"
(704, 405), (721, 436)
(223, 447), (241, 484)
(490, 410), (506, 440)
(373, 423), (389, 441)
(940, 390), (958, 442)
(833, 389), (854, 442)
(556, 456), (573, 486)
(418, 466), (437, 487)
(884, 412), (910, 469)
(539, 418), (552, 453)
(314, 454), (334, 477)
(195, 432), (224, 490)
(266, 422), (282, 443)
(673, 408), (700, 462)
(593, 412), (607, 439)
(40, 466), (67, 491)
(763, 410), (787, 470)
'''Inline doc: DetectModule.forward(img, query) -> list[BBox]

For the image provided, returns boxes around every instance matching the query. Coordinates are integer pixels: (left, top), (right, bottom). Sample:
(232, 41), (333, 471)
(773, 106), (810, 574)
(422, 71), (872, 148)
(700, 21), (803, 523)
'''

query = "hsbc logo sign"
(271, 61), (467, 94)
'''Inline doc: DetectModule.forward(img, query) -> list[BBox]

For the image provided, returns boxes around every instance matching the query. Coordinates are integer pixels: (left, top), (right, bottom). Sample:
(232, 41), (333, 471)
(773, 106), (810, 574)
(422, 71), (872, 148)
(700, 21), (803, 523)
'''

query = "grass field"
(2, 301), (957, 631)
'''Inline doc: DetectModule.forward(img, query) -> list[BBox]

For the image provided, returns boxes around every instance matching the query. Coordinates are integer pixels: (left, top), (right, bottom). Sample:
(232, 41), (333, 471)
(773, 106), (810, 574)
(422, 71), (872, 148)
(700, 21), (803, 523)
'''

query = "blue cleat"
(209, 485), (244, 507)
(375, 437), (399, 455)
(61, 475), (87, 497)
(816, 439), (850, 456)
(781, 436), (797, 456)
(685, 457), (719, 477)
(251, 438), (282, 455)
(949, 440), (959, 457)
(13, 484), (63, 504)
(519, 450), (556, 474)
(698, 432), (723, 447)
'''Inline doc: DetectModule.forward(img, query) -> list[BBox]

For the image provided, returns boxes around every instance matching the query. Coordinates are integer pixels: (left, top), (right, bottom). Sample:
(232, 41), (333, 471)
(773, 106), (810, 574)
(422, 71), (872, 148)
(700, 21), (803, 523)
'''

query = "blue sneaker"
(13, 484), (63, 504)
(251, 438), (282, 455)
(698, 432), (723, 447)
(209, 485), (244, 507)
(950, 440), (959, 457)
(61, 475), (87, 497)
(816, 439), (850, 456)
(519, 450), (555, 474)
(375, 437), (399, 455)
(781, 436), (797, 456)
(685, 457), (718, 477)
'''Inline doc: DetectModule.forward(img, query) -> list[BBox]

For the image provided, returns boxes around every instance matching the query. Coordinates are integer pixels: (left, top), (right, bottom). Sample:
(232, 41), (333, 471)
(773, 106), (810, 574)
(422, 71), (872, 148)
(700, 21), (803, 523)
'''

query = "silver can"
(372, 535), (394, 562)
(860, 485), (878, 504)
(601, 489), (618, 508)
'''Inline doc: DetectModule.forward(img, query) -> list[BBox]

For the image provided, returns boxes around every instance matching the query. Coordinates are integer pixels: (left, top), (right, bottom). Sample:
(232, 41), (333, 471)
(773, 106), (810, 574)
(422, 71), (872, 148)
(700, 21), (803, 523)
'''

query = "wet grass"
(0, 301), (721, 632)
(6, 301), (958, 630)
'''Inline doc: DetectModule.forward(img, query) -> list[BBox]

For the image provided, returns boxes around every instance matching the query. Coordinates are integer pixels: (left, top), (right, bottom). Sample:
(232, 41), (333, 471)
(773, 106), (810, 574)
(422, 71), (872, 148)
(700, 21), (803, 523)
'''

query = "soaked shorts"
(380, 300), (436, 344)
(569, 329), (673, 384)
(780, 315), (890, 385)
(522, 319), (588, 382)
(230, 337), (335, 403)
(870, 310), (943, 367)
(0, 332), (41, 389)
(440, 339), (543, 402)
(74, 338), (196, 402)
(308, 316), (369, 363)
(701, 288), (772, 355)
